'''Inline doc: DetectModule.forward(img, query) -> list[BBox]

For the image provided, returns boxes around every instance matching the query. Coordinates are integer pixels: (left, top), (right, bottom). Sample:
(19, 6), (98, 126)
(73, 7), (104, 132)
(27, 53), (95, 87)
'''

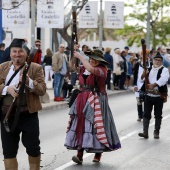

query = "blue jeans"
(53, 73), (65, 98)
(70, 72), (77, 86)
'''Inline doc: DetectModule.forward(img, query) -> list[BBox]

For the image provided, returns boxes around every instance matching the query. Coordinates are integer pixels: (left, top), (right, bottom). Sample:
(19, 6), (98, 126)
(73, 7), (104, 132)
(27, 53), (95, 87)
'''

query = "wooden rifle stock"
(71, 5), (79, 68)
(141, 39), (149, 93)
(3, 46), (38, 132)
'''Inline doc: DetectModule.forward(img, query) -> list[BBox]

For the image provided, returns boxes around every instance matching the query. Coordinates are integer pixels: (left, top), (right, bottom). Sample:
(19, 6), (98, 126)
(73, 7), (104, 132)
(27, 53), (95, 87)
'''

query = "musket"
(71, 4), (79, 68)
(3, 46), (37, 132)
(141, 39), (149, 94)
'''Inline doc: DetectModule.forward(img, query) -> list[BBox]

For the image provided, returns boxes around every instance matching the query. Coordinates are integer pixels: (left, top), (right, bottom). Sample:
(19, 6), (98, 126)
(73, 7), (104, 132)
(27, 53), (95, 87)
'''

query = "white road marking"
(55, 114), (170, 170)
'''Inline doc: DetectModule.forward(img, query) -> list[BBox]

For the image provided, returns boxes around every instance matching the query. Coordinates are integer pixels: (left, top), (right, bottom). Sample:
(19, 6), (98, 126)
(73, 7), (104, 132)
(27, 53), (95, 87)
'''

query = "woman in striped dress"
(65, 49), (121, 164)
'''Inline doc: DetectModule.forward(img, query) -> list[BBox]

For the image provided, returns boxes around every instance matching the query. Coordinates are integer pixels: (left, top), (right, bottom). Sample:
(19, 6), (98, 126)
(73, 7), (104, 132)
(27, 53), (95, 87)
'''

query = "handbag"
(115, 66), (122, 75)
(68, 89), (80, 108)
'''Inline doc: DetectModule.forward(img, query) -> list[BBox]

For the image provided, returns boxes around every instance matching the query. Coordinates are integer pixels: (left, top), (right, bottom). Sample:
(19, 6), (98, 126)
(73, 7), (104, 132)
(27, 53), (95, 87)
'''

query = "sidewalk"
(40, 81), (133, 112)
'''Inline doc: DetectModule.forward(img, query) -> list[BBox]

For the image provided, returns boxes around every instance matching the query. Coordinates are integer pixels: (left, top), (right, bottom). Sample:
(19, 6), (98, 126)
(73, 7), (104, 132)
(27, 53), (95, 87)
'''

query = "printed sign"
(2, 0), (30, 28)
(79, 1), (98, 28)
(104, 1), (124, 28)
(37, 0), (64, 28)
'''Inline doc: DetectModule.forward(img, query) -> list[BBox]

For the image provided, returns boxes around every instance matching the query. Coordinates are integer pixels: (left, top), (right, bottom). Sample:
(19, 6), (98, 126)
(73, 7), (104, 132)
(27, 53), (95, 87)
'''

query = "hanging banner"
(2, 0), (30, 28)
(37, 0), (64, 28)
(104, 1), (124, 29)
(79, 1), (98, 28)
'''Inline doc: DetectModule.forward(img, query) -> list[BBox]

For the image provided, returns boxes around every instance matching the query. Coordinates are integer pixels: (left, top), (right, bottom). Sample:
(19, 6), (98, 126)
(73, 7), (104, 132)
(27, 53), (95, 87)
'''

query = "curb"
(40, 90), (133, 113)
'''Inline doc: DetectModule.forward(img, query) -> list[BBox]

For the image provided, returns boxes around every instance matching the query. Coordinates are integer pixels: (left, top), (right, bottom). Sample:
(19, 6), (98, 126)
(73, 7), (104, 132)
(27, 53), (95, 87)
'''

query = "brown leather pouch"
(160, 92), (168, 103)
(2, 105), (28, 115)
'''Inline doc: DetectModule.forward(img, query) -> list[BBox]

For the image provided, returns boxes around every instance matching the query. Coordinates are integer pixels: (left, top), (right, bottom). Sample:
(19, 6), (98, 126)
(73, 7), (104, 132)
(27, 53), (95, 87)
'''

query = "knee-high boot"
(154, 119), (162, 139)
(138, 117), (150, 139)
(28, 155), (41, 170)
(4, 158), (18, 170)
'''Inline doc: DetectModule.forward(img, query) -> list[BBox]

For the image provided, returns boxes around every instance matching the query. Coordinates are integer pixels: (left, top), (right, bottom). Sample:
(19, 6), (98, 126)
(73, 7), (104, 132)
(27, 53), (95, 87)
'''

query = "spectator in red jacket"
(33, 39), (42, 64)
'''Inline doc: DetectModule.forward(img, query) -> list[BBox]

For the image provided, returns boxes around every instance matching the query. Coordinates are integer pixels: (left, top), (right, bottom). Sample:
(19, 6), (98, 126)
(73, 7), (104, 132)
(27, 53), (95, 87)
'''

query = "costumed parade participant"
(138, 52), (169, 139)
(133, 49), (151, 121)
(0, 39), (46, 169)
(64, 49), (121, 164)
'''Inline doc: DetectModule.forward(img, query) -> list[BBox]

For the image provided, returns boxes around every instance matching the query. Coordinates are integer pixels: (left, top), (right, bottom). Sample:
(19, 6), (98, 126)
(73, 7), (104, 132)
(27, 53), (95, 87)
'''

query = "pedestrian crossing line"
(54, 114), (170, 170)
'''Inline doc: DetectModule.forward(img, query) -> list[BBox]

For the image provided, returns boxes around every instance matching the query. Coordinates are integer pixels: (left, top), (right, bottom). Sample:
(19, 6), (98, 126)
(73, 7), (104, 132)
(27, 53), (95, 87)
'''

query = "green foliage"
(116, 0), (170, 48)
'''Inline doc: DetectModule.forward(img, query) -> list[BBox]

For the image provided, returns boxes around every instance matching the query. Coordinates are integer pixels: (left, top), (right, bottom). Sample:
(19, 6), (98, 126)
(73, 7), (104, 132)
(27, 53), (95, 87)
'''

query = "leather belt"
(80, 85), (95, 89)
(147, 89), (160, 95)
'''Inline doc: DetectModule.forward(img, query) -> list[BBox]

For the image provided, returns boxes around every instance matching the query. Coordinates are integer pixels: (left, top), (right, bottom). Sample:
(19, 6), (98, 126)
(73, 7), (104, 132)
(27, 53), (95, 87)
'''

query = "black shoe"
(120, 87), (127, 90)
(154, 130), (159, 139)
(138, 132), (149, 139)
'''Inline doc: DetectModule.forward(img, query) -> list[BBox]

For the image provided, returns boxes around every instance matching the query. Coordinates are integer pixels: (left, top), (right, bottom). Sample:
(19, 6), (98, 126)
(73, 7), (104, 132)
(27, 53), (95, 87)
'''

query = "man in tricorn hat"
(0, 38), (46, 169)
(138, 52), (169, 139)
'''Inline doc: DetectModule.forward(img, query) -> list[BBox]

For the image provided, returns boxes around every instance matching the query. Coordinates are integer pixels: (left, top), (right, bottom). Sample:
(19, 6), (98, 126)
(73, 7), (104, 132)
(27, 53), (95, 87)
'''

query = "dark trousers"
(70, 72), (77, 86)
(119, 72), (126, 89)
(62, 83), (73, 98)
(114, 74), (120, 87)
(105, 69), (111, 90)
(144, 95), (164, 120)
(1, 112), (40, 159)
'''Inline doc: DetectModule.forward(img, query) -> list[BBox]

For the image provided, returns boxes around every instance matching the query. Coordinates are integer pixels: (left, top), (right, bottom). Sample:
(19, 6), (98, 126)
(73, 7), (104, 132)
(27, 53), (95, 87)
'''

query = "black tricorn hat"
(154, 52), (163, 60)
(84, 49), (109, 65)
(9, 38), (30, 55)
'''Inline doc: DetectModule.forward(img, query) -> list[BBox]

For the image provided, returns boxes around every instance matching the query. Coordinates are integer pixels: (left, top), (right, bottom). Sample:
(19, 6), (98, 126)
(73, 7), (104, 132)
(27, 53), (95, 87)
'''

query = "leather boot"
(4, 158), (18, 170)
(138, 117), (150, 139)
(154, 119), (162, 139)
(93, 153), (102, 162)
(28, 155), (41, 170)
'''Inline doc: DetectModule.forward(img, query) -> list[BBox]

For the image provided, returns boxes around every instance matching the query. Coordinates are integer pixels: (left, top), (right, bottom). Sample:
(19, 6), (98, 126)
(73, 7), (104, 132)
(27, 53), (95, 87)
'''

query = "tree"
(115, 0), (170, 49)
(53, 0), (88, 51)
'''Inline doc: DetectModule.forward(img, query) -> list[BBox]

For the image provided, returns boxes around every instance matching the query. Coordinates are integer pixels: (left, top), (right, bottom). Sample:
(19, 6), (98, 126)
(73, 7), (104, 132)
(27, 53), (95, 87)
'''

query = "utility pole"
(99, 0), (103, 49)
(0, 0), (3, 42)
(31, 0), (35, 45)
(146, 0), (151, 49)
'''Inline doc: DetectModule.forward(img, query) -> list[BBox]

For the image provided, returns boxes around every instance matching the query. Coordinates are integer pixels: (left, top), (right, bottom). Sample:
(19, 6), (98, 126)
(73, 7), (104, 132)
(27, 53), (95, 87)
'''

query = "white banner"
(104, 1), (124, 29)
(2, 0), (30, 28)
(37, 0), (64, 28)
(79, 1), (98, 28)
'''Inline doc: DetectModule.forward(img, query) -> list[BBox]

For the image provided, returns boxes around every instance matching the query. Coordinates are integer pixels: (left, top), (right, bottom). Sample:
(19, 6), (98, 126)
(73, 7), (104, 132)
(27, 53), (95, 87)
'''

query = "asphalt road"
(0, 91), (170, 170)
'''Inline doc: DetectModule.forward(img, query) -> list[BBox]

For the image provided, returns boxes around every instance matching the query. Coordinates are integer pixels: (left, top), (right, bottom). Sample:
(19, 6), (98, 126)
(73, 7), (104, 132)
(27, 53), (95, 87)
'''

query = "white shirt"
(139, 65), (169, 97)
(135, 64), (144, 97)
(2, 65), (34, 95)
(149, 65), (169, 86)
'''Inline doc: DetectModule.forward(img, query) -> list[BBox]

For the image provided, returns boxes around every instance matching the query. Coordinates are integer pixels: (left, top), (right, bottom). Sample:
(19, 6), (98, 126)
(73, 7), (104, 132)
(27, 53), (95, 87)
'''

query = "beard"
(12, 58), (25, 65)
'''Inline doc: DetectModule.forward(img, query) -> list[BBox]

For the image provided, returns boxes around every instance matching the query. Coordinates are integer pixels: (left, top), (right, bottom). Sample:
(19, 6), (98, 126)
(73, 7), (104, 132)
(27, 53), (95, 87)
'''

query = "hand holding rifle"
(3, 46), (37, 132)
(70, 4), (79, 69)
(141, 39), (149, 93)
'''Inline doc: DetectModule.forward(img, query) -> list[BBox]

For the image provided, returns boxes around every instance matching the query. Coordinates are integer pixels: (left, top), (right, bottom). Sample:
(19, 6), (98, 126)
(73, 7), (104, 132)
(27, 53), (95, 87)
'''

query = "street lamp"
(99, 0), (103, 49)
(146, 0), (151, 49)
